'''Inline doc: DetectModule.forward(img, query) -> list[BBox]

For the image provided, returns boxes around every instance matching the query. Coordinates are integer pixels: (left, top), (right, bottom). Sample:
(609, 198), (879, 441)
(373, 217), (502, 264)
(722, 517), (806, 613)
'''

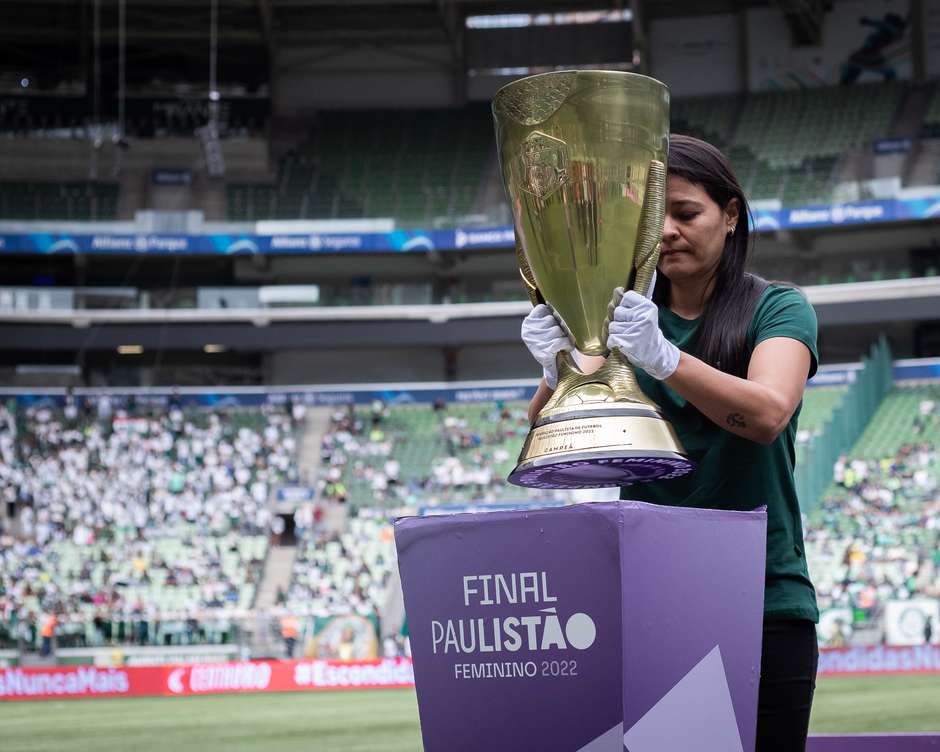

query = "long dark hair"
(652, 134), (768, 378)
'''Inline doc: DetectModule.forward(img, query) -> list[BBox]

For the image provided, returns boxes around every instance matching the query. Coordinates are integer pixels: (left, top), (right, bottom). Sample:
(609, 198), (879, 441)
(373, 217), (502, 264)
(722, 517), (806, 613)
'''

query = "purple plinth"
(509, 452), (694, 489)
(808, 735), (940, 750)
(395, 501), (766, 752)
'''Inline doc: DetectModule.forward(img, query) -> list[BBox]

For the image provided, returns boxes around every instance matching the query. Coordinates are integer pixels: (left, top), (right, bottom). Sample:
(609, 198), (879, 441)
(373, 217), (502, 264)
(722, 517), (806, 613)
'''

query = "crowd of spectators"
(285, 515), (394, 622)
(0, 397), (300, 650)
(316, 399), (549, 508)
(430, 403), (519, 492)
(0, 532), (265, 651)
(2, 387), (937, 655)
(0, 398), (299, 538)
(805, 397), (940, 639)
(317, 401), (392, 505)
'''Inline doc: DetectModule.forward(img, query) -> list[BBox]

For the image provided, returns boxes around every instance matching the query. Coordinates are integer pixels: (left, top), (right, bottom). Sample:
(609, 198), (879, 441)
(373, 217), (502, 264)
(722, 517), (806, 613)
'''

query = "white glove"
(607, 290), (679, 381)
(521, 304), (573, 389)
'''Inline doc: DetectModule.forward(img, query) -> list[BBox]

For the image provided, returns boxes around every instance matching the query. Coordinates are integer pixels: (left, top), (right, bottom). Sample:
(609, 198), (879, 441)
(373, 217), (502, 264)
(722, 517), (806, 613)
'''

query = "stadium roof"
(1, 0), (790, 94)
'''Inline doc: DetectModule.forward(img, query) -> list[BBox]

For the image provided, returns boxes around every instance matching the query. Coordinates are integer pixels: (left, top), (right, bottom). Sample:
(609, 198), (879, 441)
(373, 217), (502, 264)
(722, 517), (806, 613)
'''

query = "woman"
(522, 134), (819, 751)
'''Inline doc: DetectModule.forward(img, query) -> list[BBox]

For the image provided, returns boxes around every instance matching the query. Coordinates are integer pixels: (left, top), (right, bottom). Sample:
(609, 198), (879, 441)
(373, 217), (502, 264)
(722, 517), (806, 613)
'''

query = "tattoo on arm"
(726, 412), (747, 429)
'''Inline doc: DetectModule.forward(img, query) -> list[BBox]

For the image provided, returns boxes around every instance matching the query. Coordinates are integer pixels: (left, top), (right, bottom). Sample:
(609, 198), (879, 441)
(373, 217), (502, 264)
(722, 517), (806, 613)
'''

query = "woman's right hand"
(521, 304), (573, 389)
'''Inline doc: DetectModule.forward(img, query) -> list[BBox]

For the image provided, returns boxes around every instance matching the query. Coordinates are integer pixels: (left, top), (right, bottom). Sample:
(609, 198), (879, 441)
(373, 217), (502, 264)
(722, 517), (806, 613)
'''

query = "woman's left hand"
(606, 289), (680, 381)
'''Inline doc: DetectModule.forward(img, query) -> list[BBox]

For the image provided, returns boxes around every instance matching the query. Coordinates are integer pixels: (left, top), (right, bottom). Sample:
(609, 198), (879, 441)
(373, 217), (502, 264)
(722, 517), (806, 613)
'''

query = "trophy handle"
(598, 159), (666, 349)
(515, 239), (544, 306)
(631, 159), (667, 297)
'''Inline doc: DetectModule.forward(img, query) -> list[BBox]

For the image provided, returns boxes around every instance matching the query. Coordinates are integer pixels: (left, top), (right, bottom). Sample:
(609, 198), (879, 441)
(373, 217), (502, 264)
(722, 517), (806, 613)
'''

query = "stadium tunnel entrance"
(273, 513), (296, 547)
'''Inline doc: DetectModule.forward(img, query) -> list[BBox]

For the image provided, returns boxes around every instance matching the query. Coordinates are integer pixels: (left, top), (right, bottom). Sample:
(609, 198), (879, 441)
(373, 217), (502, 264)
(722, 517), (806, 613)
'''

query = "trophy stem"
(542, 347), (659, 417)
(600, 348), (649, 404)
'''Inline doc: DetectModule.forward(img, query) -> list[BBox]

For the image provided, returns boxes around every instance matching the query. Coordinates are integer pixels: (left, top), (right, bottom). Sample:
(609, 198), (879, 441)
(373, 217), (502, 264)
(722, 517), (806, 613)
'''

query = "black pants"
(756, 620), (819, 752)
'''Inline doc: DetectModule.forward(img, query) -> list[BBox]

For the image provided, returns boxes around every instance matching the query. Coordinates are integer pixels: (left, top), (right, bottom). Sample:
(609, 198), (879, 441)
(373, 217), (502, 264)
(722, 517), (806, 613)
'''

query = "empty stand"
(226, 106), (494, 224)
(0, 181), (118, 221)
(0, 95), (269, 140)
(675, 82), (905, 206)
(799, 386), (848, 436)
(796, 385), (848, 466)
(849, 383), (940, 459)
(226, 82), (916, 224)
(921, 82), (940, 140)
(0, 82), (929, 224)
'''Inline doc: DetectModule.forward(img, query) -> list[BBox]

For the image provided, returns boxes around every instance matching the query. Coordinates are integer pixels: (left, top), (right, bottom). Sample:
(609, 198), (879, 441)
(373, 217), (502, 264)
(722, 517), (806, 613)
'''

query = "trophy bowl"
(493, 70), (695, 489)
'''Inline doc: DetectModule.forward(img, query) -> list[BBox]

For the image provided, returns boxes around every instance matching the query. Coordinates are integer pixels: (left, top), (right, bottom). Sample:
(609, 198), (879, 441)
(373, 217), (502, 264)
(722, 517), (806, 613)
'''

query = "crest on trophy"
(518, 131), (569, 200)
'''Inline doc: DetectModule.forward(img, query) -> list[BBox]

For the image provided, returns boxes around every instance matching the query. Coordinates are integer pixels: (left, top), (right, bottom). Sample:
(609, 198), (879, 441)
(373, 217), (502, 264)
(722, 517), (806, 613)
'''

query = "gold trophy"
(493, 70), (694, 489)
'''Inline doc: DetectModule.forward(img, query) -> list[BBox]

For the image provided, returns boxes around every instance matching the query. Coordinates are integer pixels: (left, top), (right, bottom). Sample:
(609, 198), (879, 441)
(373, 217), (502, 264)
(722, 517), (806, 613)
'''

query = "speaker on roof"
(196, 124), (226, 179)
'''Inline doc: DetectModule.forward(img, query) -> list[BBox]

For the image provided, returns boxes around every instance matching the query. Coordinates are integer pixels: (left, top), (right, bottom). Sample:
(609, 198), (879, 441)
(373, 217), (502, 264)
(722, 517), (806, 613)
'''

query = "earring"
(727, 225), (736, 236)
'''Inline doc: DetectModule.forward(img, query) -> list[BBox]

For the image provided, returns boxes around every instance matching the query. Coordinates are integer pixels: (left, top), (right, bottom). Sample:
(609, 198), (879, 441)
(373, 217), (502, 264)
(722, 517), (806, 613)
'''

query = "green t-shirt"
(619, 284), (820, 623)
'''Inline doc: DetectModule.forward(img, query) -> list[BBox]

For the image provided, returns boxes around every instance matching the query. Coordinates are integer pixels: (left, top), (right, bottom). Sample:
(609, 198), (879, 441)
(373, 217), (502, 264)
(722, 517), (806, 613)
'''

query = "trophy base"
(508, 406), (694, 489)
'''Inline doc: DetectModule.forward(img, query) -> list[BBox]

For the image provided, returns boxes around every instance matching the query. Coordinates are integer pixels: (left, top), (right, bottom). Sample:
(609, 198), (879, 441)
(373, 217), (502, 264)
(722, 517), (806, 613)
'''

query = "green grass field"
(1, 675), (938, 751)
